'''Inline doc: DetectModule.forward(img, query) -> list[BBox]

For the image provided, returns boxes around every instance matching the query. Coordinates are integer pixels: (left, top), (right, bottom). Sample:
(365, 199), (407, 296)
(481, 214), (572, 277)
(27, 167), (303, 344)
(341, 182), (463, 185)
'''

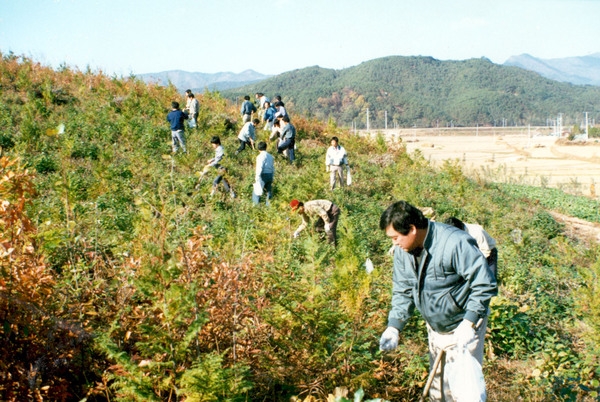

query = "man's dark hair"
(257, 141), (267, 151)
(255, 92), (264, 97)
(331, 136), (339, 143)
(171, 101), (179, 109)
(281, 115), (290, 123)
(252, 118), (260, 124)
(379, 201), (428, 234)
(185, 89), (192, 94)
(444, 216), (466, 231)
(187, 93), (195, 98)
(244, 95), (250, 100)
(210, 136), (221, 145)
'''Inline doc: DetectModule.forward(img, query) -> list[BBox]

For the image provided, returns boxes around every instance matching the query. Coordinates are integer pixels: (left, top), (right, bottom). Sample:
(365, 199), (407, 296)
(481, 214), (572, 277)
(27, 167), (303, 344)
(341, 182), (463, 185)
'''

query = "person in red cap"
(290, 199), (340, 246)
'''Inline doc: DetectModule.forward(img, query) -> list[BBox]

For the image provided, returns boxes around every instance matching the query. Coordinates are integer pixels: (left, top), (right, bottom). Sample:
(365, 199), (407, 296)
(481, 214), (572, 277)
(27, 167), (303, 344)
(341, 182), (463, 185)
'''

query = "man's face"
(330, 140), (338, 147)
(385, 225), (418, 253)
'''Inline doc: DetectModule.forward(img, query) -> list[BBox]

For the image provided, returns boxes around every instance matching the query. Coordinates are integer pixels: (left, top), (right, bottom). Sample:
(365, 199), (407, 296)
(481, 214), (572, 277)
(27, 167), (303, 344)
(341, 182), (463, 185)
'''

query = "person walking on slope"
(236, 119), (259, 154)
(274, 101), (288, 120)
(198, 136), (236, 198)
(255, 92), (270, 110)
(444, 216), (498, 280)
(185, 92), (199, 128)
(325, 136), (349, 190)
(200, 136), (225, 178)
(290, 199), (340, 246)
(277, 116), (296, 163)
(253, 142), (274, 206)
(166, 101), (188, 154)
(240, 95), (257, 123)
(263, 101), (277, 131)
(379, 201), (497, 401)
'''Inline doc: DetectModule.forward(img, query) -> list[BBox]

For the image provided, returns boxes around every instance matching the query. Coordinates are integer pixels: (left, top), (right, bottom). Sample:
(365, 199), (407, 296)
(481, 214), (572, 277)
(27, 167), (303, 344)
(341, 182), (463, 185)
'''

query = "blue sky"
(1, 0), (599, 76)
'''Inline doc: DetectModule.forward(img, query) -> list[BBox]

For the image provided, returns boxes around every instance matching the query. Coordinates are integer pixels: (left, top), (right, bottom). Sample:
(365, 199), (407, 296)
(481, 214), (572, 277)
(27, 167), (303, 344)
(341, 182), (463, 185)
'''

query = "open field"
(361, 126), (600, 199)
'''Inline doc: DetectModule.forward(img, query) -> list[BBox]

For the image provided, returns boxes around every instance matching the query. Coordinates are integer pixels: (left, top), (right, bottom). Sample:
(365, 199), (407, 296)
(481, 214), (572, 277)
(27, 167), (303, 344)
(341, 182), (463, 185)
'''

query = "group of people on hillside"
(168, 90), (499, 401)
(166, 90), (353, 245)
(238, 93), (296, 163)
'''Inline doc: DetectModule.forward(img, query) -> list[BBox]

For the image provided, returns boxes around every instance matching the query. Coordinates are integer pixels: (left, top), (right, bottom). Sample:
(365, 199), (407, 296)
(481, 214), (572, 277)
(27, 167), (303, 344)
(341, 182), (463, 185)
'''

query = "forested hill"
(223, 56), (600, 128)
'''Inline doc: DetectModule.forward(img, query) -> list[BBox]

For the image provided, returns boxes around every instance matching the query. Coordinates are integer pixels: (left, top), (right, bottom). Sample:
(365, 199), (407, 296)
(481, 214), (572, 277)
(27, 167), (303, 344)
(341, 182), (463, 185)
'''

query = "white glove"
(324, 223), (331, 232)
(379, 327), (399, 351)
(293, 231), (300, 238)
(453, 319), (476, 349)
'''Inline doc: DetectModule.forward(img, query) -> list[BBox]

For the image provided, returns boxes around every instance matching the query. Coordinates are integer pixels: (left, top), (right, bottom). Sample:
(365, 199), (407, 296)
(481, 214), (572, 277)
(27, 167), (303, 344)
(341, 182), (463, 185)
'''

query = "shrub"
(0, 132), (15, 150)
(34, 153), (58, 174)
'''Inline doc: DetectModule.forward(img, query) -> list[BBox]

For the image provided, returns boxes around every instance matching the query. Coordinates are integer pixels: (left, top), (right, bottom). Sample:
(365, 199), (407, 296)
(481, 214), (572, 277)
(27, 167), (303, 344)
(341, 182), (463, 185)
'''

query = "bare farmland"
(362, 126), (600, 200)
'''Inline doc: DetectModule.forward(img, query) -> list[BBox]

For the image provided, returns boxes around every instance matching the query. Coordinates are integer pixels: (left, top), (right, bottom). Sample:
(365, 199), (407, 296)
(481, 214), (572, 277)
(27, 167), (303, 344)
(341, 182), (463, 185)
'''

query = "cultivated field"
(362, 126), (600, 200)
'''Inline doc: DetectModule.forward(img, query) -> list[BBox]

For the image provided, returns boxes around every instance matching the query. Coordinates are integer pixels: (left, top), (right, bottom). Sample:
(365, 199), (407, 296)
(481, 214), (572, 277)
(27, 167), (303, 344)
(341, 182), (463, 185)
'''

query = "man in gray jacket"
(379, 201), (497, 401)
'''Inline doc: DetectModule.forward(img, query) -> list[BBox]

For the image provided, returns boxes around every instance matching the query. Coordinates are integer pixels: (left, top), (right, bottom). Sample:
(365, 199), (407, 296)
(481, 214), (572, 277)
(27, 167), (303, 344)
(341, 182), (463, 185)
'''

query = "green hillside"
(1, 52), (600, 401)
(224, 56), (600, 129)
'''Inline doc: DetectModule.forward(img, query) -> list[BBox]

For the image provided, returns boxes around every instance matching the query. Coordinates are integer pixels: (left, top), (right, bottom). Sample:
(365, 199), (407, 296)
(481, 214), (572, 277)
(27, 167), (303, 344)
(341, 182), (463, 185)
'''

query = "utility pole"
(366, 108), (370, 132)
(585, 112), (589, 140)
(385, 110), (388, 130)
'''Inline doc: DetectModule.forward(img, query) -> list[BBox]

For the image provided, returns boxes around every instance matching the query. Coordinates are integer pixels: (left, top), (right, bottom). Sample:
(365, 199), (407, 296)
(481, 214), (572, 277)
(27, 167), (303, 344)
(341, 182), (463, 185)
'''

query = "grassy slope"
(1, 54), (599, 401)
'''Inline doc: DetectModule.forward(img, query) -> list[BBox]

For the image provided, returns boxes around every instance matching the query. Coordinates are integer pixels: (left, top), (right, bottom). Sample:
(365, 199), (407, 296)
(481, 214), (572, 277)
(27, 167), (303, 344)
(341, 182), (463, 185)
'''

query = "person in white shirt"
(325, 136), (349, 190)
(185, 92), (199, 128)
(236, 119), (258, 154)
(253, 142), (275, 206)
(274, 101), (288, 120)
(255, 92), (270, 111)
(200, 136), (224, 179)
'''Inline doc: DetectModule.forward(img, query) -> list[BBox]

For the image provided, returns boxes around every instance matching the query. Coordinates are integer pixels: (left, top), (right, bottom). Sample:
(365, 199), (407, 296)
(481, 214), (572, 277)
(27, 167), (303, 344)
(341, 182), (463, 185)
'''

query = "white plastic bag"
(346, 168), (352, 186)
(253, 180), (263, 196)
(365, 258), (374, 274)
(445, 347), (486, 401)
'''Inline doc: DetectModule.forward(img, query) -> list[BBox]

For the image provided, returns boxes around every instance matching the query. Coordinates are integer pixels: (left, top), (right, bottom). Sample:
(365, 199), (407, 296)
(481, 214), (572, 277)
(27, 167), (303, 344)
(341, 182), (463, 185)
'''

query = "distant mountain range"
(136, 69), (272, 92)
(138, 53), (600, 97)
(504, 53), (600, 86)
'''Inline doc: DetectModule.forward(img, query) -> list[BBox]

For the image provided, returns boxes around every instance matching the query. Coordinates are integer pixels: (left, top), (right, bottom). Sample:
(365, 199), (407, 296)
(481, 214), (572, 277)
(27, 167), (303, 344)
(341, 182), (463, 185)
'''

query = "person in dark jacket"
(166, 101), (188, 153)
(240, 95), (257, 123)
(379, 201), (497, 401)
(263, 101), (277, 131)
(277, 115), (296, 163)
